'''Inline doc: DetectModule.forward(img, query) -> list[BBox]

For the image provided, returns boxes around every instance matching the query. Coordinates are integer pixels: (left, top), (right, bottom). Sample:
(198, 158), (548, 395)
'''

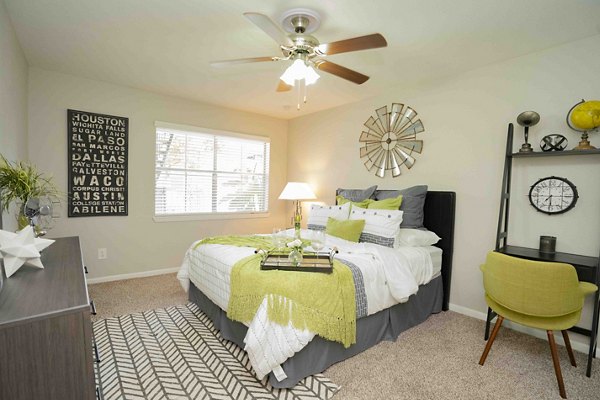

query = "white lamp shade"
(280, 59), (306, 85)
(304, 65), (320, 86)
(280, 59), (321, 86)
(278, 182), (316, 200)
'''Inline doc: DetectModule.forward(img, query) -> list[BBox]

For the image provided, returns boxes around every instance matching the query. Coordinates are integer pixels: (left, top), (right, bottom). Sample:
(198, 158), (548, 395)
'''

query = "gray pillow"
(375, 185), (428, 229)
(336, 185), (377, 202)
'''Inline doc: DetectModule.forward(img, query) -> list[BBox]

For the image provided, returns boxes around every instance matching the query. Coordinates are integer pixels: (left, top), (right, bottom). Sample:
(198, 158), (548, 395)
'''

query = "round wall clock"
(359, 103), (424, 178)
(528, 176), (578, 215)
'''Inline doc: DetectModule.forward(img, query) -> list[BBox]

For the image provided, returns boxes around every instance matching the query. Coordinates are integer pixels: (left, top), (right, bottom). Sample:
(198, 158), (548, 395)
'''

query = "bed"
(179, 190), (455, 388)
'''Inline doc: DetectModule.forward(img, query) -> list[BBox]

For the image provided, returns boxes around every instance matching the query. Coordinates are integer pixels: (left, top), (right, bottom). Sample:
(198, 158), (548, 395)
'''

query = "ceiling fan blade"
(244, 12), (293, 47)
(314, 60), (369, 84)
(317, 33), (387, 56)
(210, 56), (278, 68)
(276, 80), (293, 92)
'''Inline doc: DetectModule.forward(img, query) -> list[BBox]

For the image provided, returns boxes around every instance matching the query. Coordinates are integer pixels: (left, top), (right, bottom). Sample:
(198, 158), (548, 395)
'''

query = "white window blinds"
(155, 123), (270, 216)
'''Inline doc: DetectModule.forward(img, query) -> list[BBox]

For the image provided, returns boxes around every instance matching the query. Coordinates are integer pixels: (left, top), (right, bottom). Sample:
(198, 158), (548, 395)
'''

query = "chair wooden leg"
(548, 331), (567, 399)
(562, 330), (577, 367)
(479, 315), (504, 366)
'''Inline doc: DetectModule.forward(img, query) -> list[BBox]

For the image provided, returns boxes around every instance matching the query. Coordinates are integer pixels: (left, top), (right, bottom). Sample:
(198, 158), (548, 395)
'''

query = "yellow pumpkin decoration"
(570, 100), (600, 131)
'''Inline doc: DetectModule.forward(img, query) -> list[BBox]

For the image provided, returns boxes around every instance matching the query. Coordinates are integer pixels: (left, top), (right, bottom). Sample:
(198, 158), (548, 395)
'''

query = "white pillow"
(349, 205), (403, 248)
(307, 203), (351, 231)
(397, 229), (441, 247)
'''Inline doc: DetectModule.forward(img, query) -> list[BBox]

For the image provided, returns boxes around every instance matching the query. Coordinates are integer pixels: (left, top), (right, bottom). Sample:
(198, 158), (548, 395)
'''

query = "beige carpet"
(90, 274), (600, 400)
(89, 273), (187, 321)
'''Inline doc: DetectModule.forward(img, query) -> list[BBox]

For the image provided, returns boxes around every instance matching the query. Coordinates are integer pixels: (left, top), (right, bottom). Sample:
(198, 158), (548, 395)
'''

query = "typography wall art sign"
(68, 109), (129, 217)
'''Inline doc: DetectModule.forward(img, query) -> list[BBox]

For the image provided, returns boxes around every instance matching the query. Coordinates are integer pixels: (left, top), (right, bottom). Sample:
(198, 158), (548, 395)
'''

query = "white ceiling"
(5, 0), (600, 119)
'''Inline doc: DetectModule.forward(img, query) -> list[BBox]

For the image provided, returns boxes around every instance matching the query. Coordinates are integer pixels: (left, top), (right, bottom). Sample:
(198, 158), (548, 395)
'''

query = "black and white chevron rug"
(93, 303), (339, 400)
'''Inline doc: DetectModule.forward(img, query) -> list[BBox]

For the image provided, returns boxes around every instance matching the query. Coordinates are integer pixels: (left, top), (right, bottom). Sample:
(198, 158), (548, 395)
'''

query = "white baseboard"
(448, 303), (488, 321)
(87, 267), (180, 284)
(449, 303), (593, 355)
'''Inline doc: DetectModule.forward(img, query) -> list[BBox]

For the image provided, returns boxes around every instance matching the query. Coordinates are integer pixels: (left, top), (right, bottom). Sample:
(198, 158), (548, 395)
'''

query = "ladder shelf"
(488, 123), (600, 378)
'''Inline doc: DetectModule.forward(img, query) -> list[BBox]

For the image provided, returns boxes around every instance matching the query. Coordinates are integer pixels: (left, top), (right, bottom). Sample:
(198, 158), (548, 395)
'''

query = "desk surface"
(498, 245), (598, 268)
(497, 245), (598, 283)
(0, 236), (88, 329)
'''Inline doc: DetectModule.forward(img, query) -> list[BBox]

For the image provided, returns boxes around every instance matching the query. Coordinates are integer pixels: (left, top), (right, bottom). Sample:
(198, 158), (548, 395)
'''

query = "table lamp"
(278, 182), (316, 238)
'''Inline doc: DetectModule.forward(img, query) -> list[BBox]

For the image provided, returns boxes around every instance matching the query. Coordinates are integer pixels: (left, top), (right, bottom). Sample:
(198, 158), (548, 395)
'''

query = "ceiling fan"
(210, 8), (387, 94)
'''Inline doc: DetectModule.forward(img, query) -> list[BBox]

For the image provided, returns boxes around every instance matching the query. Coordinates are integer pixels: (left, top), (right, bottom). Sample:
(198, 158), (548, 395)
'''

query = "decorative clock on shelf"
(359, 103), (424, 178)
(528, 176), (578, 215)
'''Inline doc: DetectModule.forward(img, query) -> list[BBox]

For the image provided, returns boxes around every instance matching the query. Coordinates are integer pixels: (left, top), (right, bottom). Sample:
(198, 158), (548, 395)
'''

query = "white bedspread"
(177, 229), (435, 381)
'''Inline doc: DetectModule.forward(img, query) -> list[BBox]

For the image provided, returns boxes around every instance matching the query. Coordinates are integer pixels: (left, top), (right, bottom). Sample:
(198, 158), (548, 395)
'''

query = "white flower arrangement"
(286, 239), (303, 250)
(286, 238), (303, 265)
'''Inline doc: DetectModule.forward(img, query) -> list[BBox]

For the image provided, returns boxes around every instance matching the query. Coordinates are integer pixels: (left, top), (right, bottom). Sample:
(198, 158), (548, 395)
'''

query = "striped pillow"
(307, 203), (351, 231)
(349, 205), (403, 248)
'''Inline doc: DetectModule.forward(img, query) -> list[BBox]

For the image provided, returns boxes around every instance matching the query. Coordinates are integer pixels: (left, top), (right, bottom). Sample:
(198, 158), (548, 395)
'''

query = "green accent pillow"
(368, 195), (403, 210)
(336, 195), (372, 209)
(326, 217), (365, 242)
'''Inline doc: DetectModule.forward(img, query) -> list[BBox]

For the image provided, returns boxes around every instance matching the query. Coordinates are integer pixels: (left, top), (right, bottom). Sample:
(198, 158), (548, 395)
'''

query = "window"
(154, 122), (270, 217)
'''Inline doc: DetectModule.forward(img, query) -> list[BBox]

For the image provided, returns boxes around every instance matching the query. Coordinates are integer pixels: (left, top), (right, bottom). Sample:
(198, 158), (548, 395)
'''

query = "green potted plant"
(0, 155), (60, 230)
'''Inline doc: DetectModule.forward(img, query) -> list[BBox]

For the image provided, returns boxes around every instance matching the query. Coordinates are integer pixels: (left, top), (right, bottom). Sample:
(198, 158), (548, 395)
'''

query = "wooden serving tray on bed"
(258, 248), (338, 273)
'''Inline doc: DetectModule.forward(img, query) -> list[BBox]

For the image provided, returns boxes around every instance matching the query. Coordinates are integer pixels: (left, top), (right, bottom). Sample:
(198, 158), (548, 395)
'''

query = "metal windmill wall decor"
(359, 103), (424, 178)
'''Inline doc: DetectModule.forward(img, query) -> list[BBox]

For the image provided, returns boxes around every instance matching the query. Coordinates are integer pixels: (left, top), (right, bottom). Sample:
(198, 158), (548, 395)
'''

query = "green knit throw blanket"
(195, 235), (357, 348)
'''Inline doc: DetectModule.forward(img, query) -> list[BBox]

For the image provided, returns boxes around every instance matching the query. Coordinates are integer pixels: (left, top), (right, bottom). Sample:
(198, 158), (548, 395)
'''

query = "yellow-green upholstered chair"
(478, 251), (597, 399)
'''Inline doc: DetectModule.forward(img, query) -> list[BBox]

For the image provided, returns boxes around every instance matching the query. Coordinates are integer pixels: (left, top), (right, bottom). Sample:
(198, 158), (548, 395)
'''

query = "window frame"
(153, 121), (271, 222)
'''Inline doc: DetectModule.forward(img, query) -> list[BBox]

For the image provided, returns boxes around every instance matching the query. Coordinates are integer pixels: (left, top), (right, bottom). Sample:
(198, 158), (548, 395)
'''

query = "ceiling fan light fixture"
(304, 65), (320, 85)
(280, 58), (320, 86)
(280, 59), (303, 85)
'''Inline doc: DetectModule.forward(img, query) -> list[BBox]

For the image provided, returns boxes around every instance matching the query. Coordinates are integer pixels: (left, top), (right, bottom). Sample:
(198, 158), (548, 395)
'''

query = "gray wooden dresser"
(0, 236), (97, 400)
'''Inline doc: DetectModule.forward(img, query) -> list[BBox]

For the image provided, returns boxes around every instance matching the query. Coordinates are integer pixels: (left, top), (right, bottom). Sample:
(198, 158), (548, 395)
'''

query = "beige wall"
(28, 68), (288, 279)
(288, 35), (600, 325)
(0, 0), (28, 230)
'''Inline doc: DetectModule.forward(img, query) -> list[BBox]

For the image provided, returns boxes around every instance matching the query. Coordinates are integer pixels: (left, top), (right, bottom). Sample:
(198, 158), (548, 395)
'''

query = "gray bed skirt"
(189, 274), (444, 388)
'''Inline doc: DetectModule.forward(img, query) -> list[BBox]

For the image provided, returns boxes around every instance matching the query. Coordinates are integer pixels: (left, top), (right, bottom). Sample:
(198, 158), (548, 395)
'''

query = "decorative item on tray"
(540, 134), (568, 152)
(271, 228), (285, 249)
(286, 238), (304, 265)
(566, 99), (600, 150)
(257, 247), (339, 273)
(516, 111), (540, 153)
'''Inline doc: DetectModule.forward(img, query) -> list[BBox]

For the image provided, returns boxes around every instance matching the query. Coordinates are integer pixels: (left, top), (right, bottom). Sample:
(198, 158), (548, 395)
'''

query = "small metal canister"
(539, 236), (557, 254)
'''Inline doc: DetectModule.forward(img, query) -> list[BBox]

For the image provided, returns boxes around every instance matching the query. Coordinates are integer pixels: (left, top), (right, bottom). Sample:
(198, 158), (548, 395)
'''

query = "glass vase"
(16, 206), (29, 231)
(288, 248), (303, 266)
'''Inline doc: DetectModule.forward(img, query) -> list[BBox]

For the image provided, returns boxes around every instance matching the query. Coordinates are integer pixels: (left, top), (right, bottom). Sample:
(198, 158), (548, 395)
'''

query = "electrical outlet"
(98, 248), (107, 260)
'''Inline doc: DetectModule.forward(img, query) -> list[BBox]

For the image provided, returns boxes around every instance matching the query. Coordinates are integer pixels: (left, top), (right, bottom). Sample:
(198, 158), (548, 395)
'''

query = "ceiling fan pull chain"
(303, 79), (307, 104)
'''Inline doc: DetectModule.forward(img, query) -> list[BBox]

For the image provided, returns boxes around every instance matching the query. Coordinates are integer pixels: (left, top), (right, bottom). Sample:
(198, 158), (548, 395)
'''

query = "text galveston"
(68, 109), (129, 217)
